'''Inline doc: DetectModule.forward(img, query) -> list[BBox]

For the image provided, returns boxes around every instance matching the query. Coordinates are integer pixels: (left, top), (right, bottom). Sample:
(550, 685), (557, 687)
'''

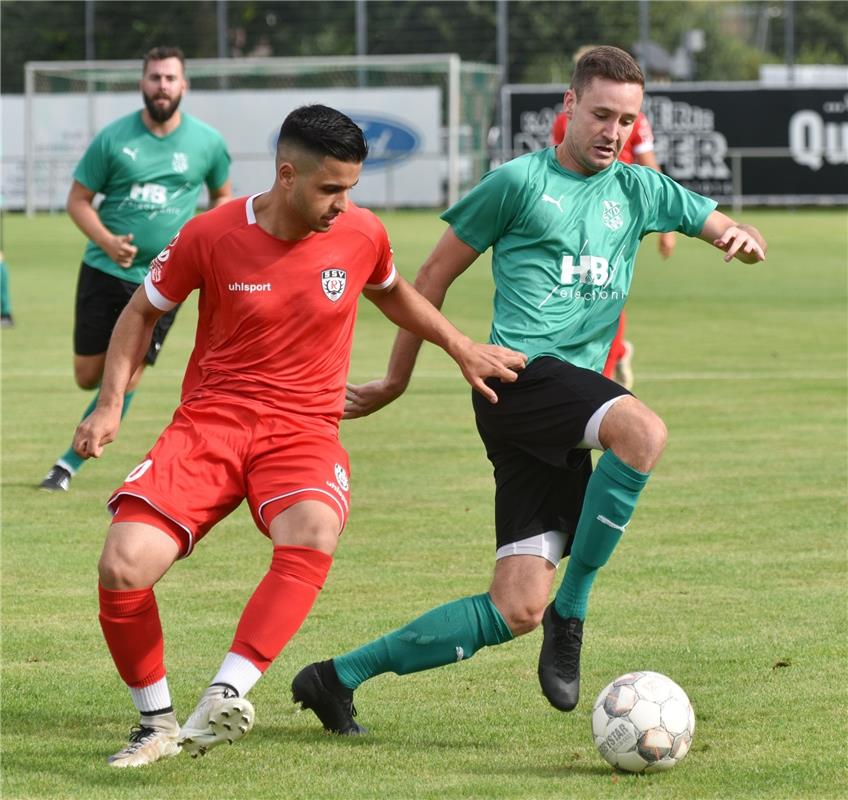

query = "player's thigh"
(473, 356), (630, 466)
(247, 420), (351, 543)
(73, 264), (135, 357)
(144, 304), (180, 366)
(108, 401), (251, 556)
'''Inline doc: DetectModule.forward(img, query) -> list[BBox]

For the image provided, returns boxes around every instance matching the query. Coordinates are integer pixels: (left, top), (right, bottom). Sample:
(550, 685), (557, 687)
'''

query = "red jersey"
(144, 194), (397, 418)
(549, 110), (654, 164)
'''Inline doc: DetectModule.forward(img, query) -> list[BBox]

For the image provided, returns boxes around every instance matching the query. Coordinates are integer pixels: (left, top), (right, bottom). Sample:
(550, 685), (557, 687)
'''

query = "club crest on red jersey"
(321, 268), (347, 302)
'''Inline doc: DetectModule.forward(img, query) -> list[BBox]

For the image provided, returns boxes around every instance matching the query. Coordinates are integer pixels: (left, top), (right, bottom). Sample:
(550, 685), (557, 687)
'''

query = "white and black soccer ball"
(591, 671), (695, 773)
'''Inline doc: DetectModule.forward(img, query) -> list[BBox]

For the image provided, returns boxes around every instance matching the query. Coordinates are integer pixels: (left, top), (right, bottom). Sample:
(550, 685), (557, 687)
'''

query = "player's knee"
(497, 598), (546, 637)
(74, 371), (100, 390)
(98, 548), (140, 590)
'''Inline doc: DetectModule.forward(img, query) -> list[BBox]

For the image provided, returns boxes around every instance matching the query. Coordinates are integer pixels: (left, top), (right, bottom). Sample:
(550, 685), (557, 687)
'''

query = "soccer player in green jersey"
(39, 46), (232, 492)
(291, 46), (767, 735)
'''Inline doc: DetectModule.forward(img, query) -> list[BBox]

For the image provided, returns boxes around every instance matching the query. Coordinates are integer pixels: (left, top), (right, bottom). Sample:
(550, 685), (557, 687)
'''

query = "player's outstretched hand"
(344, 379), (406, 419)
(73, 407), (122, 459)
(714, 225), (766, 264)
(452, 339), (527, 405)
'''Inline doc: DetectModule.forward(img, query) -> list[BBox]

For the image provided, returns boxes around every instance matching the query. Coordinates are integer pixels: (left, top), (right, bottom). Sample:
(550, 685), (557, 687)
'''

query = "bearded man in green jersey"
(40, 46), (232, 493)
(291, 46), (767, 733)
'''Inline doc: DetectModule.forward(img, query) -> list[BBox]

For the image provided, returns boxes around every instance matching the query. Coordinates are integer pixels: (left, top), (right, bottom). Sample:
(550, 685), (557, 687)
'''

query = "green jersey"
(442, 148), (717, 372)
(74, 111), (230, 284)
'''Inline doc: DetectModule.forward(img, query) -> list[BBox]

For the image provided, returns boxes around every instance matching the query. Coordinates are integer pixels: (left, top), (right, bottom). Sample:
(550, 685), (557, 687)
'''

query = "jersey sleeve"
(73, 129), (111, 193)
(440, 162), (525, 253)
(205, 131), (232, 191)
(636, 167), (718, 237)
(630, 112), (655, 155)
(364, 222), (397, 290)
(144, 219), (205, 310)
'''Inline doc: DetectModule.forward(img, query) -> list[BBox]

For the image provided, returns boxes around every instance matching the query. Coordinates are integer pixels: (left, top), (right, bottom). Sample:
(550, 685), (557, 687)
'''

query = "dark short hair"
(571, 46), (644, 98)
(142, 46), (186, 75)
(277, 105), (368, 164)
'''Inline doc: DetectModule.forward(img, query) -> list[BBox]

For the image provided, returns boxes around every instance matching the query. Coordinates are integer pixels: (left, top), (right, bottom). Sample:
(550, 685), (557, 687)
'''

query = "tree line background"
(3, 0), (847, 93)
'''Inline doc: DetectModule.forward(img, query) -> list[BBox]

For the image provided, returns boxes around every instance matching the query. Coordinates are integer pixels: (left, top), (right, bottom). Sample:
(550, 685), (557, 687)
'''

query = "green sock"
(58, 389), (135, 473)
(334, 593), (513, 690)
(554, 449), (650, 621)
(0, 260), (11, 316)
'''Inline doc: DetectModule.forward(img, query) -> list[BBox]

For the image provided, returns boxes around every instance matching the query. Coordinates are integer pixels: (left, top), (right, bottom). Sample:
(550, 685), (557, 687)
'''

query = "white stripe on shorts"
(496, 530), (568, 567)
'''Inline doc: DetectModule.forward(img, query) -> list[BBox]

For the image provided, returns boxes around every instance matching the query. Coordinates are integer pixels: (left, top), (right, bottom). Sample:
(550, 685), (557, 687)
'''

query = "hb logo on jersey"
(321, 269), (347, 302)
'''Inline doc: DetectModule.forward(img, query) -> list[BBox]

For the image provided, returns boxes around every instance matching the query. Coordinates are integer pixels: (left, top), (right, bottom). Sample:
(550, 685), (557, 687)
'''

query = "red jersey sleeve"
(144, 219), (205, 310)
(363, 217), (397, 291)
(550, 112), (567, 146)
(630, 112), (655, 155)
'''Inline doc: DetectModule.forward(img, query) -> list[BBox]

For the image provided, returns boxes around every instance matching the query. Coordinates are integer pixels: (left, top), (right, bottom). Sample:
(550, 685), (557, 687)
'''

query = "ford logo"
(267, 114), (420, 170)
(350, 114), (420, 170)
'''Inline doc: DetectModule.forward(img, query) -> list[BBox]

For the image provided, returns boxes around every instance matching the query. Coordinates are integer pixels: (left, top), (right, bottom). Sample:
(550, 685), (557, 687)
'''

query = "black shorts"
(472, 356), (631, 553)
(73, 263), (178, 364)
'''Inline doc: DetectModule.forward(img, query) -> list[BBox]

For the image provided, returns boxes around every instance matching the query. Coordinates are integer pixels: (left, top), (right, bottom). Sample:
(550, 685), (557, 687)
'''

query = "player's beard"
(143, 90), (182, 123)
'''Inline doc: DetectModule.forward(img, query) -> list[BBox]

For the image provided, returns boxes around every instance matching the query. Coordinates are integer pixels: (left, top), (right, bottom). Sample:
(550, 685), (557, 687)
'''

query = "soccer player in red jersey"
(73, 104), (527, 768)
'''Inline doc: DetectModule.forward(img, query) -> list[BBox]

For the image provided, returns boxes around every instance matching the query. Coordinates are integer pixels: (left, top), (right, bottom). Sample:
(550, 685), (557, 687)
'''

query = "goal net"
(18, 55), (501, 213)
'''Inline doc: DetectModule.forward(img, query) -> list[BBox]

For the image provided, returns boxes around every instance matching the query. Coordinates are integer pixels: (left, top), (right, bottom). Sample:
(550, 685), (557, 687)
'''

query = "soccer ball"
(591, 671), (695, 773)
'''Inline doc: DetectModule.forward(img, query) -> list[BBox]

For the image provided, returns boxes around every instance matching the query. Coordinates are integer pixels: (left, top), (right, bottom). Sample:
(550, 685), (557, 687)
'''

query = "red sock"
(98, 584), (166, 687)
(230, 545), (333, 671)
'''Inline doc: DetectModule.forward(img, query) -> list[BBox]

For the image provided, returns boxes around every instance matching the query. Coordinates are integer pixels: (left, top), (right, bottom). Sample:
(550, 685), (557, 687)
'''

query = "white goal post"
(21, 54), (501, 214)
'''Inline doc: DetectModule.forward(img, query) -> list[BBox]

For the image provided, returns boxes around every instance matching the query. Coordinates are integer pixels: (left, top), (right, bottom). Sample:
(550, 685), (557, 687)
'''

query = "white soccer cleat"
(179, 685), (255, 758)
(108, 712), (181, 768)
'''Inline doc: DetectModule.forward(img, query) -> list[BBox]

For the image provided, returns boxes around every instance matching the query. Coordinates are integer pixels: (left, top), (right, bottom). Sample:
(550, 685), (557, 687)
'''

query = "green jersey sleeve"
(632, 165), (717, 237)
(204, 133), (231, 191)
(441, 160), (529, 253)
(73, 129), (112, 193)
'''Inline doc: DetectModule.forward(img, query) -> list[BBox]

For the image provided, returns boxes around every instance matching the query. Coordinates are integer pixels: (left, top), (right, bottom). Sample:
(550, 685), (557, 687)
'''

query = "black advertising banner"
(503, 84), (848, 204)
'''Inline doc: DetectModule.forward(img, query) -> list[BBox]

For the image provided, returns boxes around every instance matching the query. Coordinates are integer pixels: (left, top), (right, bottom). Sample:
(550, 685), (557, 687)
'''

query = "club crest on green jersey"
(602, 200), (624, 231)
(172, 152), (189, 173)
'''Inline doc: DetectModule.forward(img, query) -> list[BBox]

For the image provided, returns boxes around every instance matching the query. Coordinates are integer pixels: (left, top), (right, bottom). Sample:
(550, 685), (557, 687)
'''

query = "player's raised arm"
(73, 287), (164, 459)
(698, 209), (767, 264)
(346, 227), (497, 418)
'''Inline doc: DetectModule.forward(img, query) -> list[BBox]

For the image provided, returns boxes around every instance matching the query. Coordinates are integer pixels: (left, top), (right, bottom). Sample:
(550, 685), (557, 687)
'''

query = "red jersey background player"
(74, 104), (526, 768)
(551, 58), (676, 389)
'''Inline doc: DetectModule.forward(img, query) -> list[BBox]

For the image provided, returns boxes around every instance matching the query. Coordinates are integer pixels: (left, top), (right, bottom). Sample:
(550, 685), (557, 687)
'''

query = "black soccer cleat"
(291, 660), (367, 735)
(39, 464), (72, 492)
(538, 603), (583, 711)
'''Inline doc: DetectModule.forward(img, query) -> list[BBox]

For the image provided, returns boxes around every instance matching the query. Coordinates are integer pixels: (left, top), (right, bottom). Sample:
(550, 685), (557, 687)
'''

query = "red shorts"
(107, 398), (350, 556)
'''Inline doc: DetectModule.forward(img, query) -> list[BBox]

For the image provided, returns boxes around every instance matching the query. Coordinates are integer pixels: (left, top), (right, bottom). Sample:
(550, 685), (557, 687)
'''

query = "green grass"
(2, 208), (847, 799)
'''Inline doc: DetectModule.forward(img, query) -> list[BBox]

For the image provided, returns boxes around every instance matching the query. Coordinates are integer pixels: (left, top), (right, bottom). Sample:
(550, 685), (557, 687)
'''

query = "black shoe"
(538, 603), (583, 711)
(291, 660), (367, 735)
(0, 314), (13, 328)
(39, 464), (72, 492)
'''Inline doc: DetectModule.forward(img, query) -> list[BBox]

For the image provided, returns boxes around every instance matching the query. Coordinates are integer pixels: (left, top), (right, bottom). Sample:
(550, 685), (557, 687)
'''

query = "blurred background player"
(0, 251), (13, 328)
(551, 45), (676, 390)
(39, 45), (232, 492)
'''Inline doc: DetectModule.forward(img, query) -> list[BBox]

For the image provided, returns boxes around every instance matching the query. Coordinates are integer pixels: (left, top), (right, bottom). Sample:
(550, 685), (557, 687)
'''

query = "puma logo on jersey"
(122, 147), (139, 161)
(542, 193), (564, 213)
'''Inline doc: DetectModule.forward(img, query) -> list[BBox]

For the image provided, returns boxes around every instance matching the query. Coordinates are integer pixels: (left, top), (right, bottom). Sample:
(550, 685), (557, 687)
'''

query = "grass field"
(1, 207), (846, 799)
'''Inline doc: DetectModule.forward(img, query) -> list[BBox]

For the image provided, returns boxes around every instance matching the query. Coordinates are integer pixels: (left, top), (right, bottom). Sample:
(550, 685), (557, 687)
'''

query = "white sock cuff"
(130, 677), (172, 714)
(212, 652), (263, 698)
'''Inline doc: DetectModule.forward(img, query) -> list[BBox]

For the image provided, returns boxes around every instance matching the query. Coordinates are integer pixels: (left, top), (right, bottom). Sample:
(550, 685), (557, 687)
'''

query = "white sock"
(129, 677), (172, 715)
(211, 652), (263, 697)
